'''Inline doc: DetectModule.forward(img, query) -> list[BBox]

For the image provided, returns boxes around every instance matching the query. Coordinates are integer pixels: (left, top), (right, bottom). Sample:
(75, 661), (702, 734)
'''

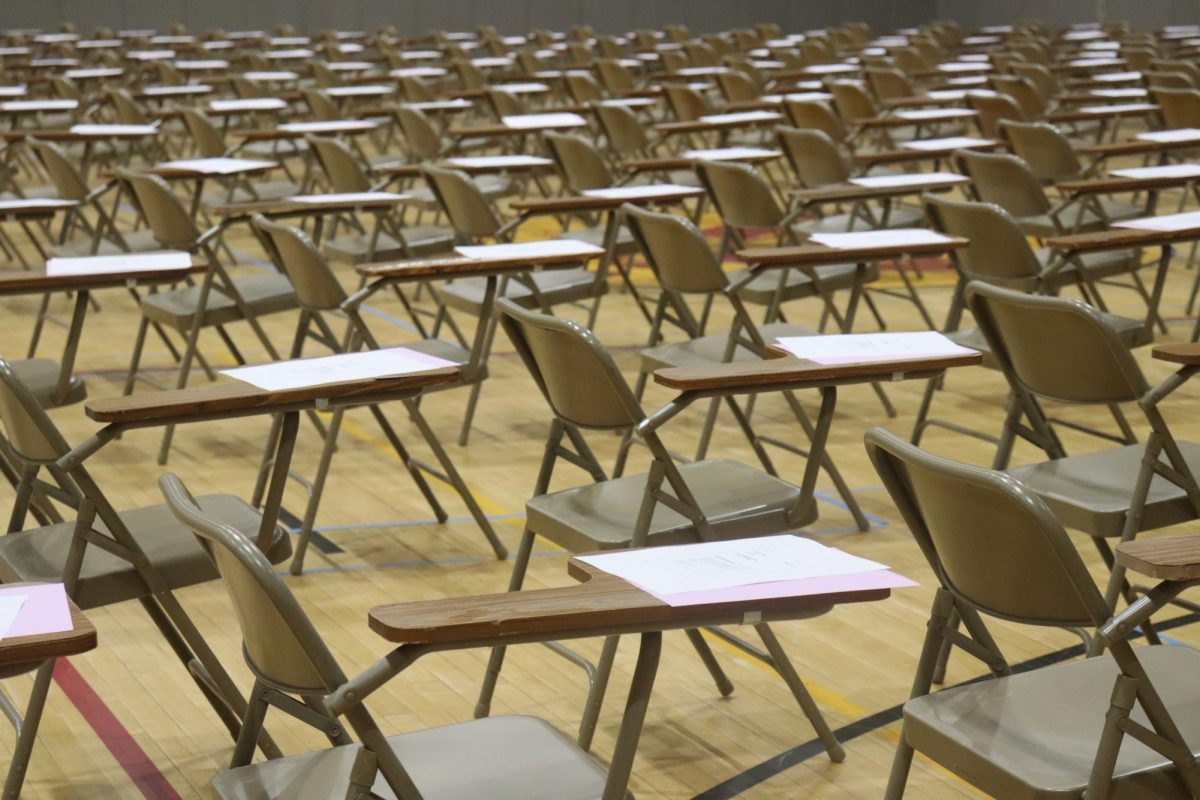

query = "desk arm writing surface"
(84, 368), (459, 425)
(1056, 175), (1199, 195)
(1116, 535), (1200, 581)
(1153, 343), (1200, 365)
(736, 237), (968, 266)
(652, 352), (984, 392)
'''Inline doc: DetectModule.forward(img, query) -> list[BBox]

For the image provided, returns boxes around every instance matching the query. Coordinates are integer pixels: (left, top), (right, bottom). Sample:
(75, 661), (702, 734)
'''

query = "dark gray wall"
(932, 0), (1198, 30)
(4, 0), (934, 36)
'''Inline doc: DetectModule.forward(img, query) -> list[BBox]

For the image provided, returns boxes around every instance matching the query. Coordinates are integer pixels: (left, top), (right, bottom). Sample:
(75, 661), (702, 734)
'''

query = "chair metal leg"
(291, 408), (346, 575)
(577, 634), (620, 752)
(683, 629), (734, 696)
(457, 381), (483, 447)
(1, 659), (55, 800)
(475, 527), (536, 719)
(754, 623), (844, 762)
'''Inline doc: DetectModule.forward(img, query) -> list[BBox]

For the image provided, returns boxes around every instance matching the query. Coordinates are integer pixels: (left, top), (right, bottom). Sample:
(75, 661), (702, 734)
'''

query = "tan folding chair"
(866, 427), (1200, 800)
(474, 298), (846, 759)
(967, 283), (1200, 619)
(116, 169), (296, 463)
(178, 108), (302, 198)
(249, 215), (505, 572)
(0, 359), (292, 760)
(160, 473), (649, 800)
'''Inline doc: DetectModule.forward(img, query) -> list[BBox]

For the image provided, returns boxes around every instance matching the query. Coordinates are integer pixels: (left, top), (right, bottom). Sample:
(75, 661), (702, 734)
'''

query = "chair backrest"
(108, 88), (150, 125)
(593, 103), (650, 156)
(28, 138), (89, 201)
(421, 165), (502, 239)
(1154, 87), (1200, 129)
(595, 59), (636, 94)
(778, 127), (850, 187)
(685, 41), (719, 66)
(231, 76), (265, 99)
(783, 99), (848, 142)
(544, 132), (613, 192)
(924, 194), (1044, 289)
(454, 60), (485, 90)
(715, 70), (760, 103)
(309, 61), (337, 88)
(956, 149), (1050, 217)
(307, 136), (372, 193)
(696, 159), (784, 230)
(1011, 62), (1060, 99)
(154, 61), (184, 86)
(864, 427), (1109, 628)
(1001, 120), (1082, 184)
(159, 474), (343, 695)
(830, 81), (878, 121)
(50, 77), (81, 101)
(865, 67), (915, 102)
(965, 281), (1149, 404)
(180, 108), (227, 158)
(565, 72), (604, 104)
(1147, 71), (1196, 91)
(497, 298), (644, 431)
(486, 87), (524, 119)
(394, 105), (442, 160)
(303, 88), (340, 121)
(0, 358), (73, 464)
(990, 75), (1045, 118)
(396, 76), (435, 103)
(967, 92), (1027, 139)
(623, 203), (728, 295)
(117, 169), (202, 248)
(664, 84), (712, 122)
(251, 215), (348, 311)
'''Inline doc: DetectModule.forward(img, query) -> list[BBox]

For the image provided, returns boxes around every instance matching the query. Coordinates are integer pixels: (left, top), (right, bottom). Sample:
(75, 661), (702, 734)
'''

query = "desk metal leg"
(51, 291), (90, 406)
(258, 411), (299, 553)
(600, 632), (661, 800)
(1, 659), (55, 800)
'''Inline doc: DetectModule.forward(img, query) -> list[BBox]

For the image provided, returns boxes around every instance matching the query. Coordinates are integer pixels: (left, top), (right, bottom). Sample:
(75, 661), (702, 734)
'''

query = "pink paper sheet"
(2, 583), (73, 638)
(646, 570), (916, 607)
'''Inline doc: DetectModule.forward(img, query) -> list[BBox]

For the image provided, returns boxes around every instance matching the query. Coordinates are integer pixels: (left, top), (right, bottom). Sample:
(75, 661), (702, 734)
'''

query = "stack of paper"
(775, 330), (978, 365)
(287, 192), (409, 204)
(1109, 164), (1200, 180)
(222, 348), (458, 392)
(698, 111), (781, 125)
(682, 147), (781, 161)
(896, 108), (976, 121)
(0, 583), (72, 639)
(1137, 128), (1200, 144)
(209, 98), (288, 112)
(583, 184), (698, 200)
(158, 158), (278, 175)
(446, 155), (554, 168)
(1112, 211), (1200, 232)
(278, 120), (376, 133)
(849, 172), (968, 188)
(578, 535), (914, 607)
(46, 251), (192, 277)
(69, 124), (159, 136)
(901, 136), (996, 151)
(502, 112), (587, 129)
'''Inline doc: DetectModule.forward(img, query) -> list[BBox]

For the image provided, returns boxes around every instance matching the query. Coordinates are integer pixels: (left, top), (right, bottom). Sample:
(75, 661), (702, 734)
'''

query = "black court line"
(277, 507), (344, 554)
(692, 611), (1200, 799)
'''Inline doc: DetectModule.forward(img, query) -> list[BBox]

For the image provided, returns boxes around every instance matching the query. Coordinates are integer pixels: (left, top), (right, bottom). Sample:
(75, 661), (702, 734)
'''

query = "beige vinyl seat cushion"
(140, 273), (298, 329)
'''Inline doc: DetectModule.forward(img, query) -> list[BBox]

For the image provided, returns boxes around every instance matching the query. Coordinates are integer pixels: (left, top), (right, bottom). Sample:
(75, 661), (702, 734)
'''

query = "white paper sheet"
(0, 86), (27, 97)
(278, 120), (377, 132)
(158, 158), (277, 175)
(175, 59), (228, 69)
(676, 66), (730, 76)
(1093, 71), (1142, 82)
(324, 85), (393, 97)
(502, 112), (587, 129)
(582, 184), (698, 200)
(926, 89), (968, 100)
(46, 251), (192, 277)
(389, 67), (448, 78)
(445, 155), (553, 168)
(209, 98), (288, 112)
(326, 61), (373, 71)
(1137, 128), (1200, 144)
(808, 229), (955, 250)
(849, 172), (968, 188)
(455, 239), (604, 260)
(265, 49), (315, 59)
(1069, 58), (1123, 67)
(287, 192), (409, 204)
(698, 111), (782, 124)
(1110, 164), (1200, 180)
(69, 124), (158, 135)
(775, 330), (978, 365)
(1, 100), (78, 111)
(494, 82), (550, 93)
(0, 198), (76, 210)
(896, 108), (976, 121)
(0, 596), (28, 642)
(803, 63), (858, 74)
(901, 136), (996, 151)
(242, 71), (299, 81)
(683, 147), (780, 161)
(65, 68), (123, 78)
(222, 347), (457, 392)
(472, 57), (515, 68)
(1090, 88), (1149, 98)
(760, 92), (833, 103)
(938, 62), (989, 72)
(1112, 211), (1200, 232)
(578, 535), (887, 596)
(141, 84), (213, 95)
(1076, 103), (1156, 114)
(407, 99), (474, 111)
(599, 97), (659, 107)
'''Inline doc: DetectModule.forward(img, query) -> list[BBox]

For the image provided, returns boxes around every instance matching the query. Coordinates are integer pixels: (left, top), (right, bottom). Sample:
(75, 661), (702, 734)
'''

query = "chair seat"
(527, 458), (817, 550)
(1036, 246), (1140, 286)
(436, 268), (606, 314)
(0, 494), (292, 610)
(49, 229), (162, 259)
(640, 322), (808, 371)
(140, 273), (297, 330)
(1006, 440), (1200, 537)
(212, 715), (610, 800)
(9, 358), (87, 409)
(903, 645), (1200, 799)
(203, 179), (300, 207)
(322, 225), (455, 263)
(730, 261), (880, 307)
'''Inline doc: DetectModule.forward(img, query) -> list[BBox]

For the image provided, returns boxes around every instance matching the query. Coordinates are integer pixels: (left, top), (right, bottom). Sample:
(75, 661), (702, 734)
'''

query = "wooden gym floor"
(3, 163), (1200, 798)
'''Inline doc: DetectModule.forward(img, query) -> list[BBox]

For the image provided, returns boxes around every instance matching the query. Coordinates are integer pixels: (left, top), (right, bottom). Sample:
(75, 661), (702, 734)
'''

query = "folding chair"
(474, 298), (846, 759)
(865, 427), (1200, 799)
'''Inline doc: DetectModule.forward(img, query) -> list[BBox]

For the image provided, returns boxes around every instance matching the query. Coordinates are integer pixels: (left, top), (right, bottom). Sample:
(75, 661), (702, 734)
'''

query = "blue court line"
(812, 486), (888, 531)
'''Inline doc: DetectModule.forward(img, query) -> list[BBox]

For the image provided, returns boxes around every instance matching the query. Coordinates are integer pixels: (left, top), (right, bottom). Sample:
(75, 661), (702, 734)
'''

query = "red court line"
(53, 659), (182, 800)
